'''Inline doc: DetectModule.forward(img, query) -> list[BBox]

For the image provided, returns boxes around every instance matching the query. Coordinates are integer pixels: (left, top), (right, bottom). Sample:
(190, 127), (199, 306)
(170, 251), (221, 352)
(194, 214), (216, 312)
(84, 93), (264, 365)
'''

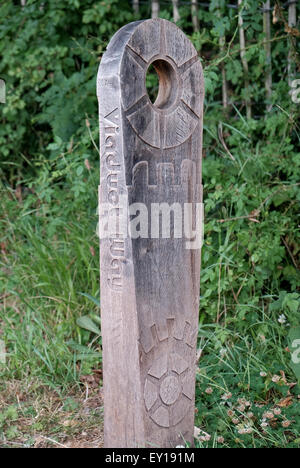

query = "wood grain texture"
(97, 18), (204, 448)
(0, 79), (5, 104)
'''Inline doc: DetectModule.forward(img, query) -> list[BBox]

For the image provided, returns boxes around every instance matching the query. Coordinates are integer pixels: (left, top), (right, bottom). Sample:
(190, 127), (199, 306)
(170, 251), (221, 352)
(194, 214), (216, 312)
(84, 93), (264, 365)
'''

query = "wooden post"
(97, 19), (204, 448)
(238, 0), (251, 119)
(191, 0), (200, 33)
(172, 0), (180, 23)
(263, 1), (272, 112)
(288, 0), (297, 87)
(218, 8), (228, 111)
(0, 79), (5, 104)
(220, 38), (228, 110)
(133, 0), (139, 15)
(152, 0), (160, 19)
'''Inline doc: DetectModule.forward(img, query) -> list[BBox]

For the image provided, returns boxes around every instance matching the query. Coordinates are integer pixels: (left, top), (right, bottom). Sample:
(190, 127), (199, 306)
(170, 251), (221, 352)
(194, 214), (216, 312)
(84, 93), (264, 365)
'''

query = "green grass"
(0, 183), (103, 447)
(1, 100), (300, 448)
(0, 378), (103, 448)
(1, 180), (299, 448)
(194, 326), (300, 448)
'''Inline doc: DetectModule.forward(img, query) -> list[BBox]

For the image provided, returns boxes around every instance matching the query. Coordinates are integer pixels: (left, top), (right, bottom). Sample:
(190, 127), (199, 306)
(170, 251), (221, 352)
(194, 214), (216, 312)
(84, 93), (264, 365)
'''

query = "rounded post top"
(97, 19), (204, 150)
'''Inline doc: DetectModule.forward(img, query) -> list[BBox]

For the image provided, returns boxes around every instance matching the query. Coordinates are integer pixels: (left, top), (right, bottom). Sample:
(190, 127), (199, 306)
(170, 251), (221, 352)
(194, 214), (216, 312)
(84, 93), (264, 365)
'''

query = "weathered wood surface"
(97, 18), (204, 448)
(0, 79), (5, 104)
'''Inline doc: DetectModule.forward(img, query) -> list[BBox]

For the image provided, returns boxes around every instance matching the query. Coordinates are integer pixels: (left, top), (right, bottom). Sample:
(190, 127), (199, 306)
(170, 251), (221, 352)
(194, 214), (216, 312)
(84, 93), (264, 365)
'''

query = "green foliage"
(0, 406), (19, 442)
(195, 341), (300, 447)
(201, 111), (300, 330)
(77, 315), (101, 336)
(0, 0), (135, 181)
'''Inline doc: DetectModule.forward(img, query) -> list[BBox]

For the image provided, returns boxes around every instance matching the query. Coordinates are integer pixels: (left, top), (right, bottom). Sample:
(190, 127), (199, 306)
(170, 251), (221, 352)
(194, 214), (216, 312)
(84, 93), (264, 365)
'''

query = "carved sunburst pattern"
(143, 333), (195, 428)
(121, 19), (204, 150)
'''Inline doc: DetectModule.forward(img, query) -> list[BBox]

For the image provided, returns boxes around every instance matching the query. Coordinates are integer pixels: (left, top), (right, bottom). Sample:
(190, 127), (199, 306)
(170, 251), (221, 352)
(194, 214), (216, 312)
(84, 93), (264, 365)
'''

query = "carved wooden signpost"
(97, 18), (204, 448)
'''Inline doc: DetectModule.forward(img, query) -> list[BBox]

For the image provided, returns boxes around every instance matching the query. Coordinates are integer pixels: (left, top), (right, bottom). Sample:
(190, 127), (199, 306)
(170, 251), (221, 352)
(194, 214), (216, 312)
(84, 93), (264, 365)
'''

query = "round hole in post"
(145, 64), (159, 104)
(146, 59), (178, 110)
